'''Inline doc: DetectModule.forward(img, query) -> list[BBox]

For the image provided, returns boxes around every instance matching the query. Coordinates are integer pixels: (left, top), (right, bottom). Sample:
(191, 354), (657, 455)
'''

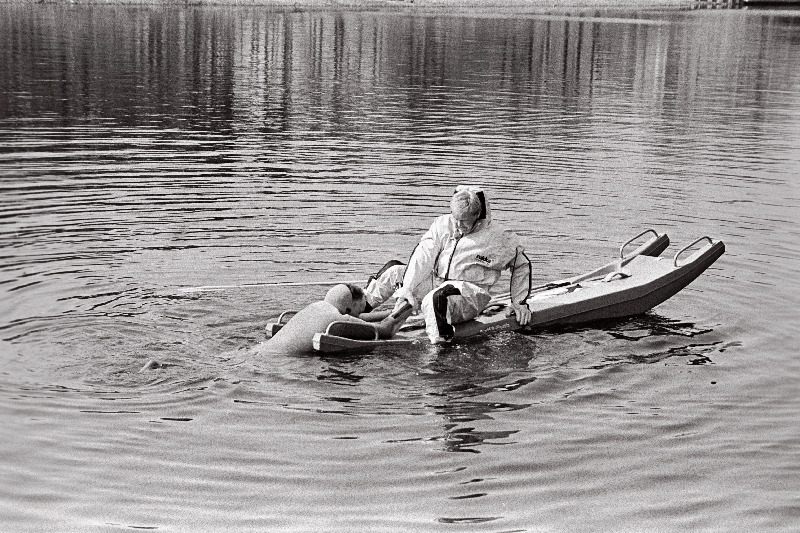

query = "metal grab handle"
(674, 237), (714, 267)
(277, 311), (297, 324)
(619, 229), (659, 258)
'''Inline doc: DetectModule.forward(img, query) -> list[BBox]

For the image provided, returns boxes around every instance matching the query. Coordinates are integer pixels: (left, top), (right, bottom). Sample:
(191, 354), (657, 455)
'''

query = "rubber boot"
(432, 284), (461, 342)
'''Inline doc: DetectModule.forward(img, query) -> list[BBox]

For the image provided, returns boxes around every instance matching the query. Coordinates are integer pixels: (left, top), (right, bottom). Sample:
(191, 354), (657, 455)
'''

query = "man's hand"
(511, 302), (532, 326)
(393, 287), (418, 314)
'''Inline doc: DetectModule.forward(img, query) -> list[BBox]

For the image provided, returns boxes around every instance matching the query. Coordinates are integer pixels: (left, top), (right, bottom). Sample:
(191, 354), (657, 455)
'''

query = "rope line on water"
(176, 279), (364, 293)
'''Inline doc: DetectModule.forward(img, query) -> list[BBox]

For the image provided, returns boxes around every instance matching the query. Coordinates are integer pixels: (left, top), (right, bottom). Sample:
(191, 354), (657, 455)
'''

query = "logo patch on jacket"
(476, 254), (491, 265)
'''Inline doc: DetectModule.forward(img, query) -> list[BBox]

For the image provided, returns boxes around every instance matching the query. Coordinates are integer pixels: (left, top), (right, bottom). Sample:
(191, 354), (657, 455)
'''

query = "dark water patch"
(437, 516), (501, 524)
(449, 492), (488, 500)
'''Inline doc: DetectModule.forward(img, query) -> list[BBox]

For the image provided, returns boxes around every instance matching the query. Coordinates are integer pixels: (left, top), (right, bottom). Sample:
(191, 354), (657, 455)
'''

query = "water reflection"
(604, 314), (715, 340)
(554, 313), (736, 367)
(302, 308), (739, 453)
(2, 7), (799, 134)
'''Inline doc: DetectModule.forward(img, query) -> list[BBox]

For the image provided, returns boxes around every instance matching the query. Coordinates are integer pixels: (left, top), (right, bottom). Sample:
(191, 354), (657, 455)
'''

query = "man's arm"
(373, 312), (409, 339)
(509, 246), (533, 325)
(395, 216), (448, 310)
(359, 309), (393, 322)
(344, 306), (413, 339)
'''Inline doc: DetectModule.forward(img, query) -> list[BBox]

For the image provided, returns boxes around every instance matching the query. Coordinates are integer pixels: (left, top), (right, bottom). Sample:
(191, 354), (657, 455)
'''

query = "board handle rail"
(265, 311), (298, 338)
(619, 228), (659, 258)
(277, 311), (297, 324)
(674, 236), (714, 268)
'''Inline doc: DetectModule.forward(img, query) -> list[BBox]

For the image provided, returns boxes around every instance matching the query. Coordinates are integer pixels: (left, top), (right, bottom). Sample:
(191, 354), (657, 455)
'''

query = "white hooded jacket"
(402, 186), (532, 306)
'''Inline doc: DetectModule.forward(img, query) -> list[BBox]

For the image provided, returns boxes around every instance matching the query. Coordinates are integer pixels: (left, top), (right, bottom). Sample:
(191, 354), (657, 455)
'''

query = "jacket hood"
(453, 184), (492, 232)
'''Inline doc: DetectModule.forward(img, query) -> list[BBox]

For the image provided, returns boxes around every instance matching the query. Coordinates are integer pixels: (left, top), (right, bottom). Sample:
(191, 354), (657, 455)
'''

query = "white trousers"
(363, 264), (406, 309)
(365, 265), (491, 342)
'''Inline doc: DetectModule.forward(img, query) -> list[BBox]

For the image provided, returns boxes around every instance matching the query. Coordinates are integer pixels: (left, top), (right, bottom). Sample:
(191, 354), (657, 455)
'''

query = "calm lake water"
(1, 4), (799, 532)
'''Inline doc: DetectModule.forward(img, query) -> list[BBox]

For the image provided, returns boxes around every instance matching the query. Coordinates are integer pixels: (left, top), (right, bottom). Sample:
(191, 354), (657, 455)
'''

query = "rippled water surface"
(1, 5), (799, 532)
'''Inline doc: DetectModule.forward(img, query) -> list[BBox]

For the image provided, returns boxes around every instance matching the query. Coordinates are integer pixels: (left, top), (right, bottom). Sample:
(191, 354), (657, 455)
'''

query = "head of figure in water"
(324, 284), (366, 316)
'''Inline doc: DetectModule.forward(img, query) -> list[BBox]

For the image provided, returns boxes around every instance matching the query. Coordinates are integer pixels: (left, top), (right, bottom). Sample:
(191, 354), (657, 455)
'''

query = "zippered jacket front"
(402, 192), (532, 306)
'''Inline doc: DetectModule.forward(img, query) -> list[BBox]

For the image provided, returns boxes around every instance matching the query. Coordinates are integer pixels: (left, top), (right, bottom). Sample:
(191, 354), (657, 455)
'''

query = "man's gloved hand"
(393, 286), (418, 315)
(511, 302), (532, 326)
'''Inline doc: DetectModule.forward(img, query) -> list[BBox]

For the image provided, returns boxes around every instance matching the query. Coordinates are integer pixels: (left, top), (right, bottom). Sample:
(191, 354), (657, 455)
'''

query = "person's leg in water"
(432, 284), (461, 342)
(421, 281), (491, 344)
